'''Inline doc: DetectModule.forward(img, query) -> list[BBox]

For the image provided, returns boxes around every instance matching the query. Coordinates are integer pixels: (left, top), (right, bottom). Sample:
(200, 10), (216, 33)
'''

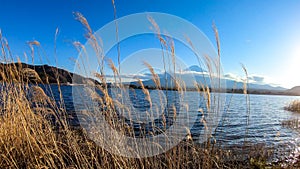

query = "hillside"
(0, 63), (95, 85)
(286, 86), (300, 96)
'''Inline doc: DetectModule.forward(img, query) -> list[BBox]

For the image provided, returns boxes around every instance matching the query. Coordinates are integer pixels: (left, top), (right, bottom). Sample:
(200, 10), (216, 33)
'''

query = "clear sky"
(0, 0), (299, 88)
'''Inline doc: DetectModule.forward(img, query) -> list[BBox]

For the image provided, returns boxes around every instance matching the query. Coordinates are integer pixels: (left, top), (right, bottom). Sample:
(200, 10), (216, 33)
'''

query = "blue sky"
(0, 0), (300, 88)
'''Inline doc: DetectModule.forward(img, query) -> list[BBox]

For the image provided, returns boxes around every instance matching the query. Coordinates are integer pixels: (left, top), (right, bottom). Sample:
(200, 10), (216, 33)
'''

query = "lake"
(45, 85), (300, 161)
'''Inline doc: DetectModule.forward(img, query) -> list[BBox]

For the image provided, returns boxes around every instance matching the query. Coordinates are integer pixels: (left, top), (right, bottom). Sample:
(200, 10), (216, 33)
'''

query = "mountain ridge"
(286, 86), (300, 95)
(184, 65), (207, 73)
(0, 62), (97, 85)
(2, 62), (298, 96)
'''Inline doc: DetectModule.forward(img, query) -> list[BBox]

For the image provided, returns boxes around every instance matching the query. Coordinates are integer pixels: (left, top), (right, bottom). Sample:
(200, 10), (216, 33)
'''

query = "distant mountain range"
(128, 65), (287, 92)
(1, 63), (298, 96)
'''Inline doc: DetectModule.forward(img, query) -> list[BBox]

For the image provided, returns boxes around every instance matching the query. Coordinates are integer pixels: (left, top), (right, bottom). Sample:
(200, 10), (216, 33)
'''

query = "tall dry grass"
(0, 71), (243, 169)
(0, 11), (280, 169)
(282, 100), (300, 131)
(285, 100), (300, 113)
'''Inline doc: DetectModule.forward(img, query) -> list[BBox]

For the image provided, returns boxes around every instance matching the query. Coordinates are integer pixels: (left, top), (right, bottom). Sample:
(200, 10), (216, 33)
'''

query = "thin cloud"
(248, 75), (265, 83)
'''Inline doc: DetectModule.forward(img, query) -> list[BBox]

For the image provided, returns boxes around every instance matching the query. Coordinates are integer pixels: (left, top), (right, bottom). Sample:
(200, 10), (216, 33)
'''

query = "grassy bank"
(1, 13), (298, 169)
(285, 100), (300, 113)
(0, 79), (275, 168)
(0, 68), (265, 168)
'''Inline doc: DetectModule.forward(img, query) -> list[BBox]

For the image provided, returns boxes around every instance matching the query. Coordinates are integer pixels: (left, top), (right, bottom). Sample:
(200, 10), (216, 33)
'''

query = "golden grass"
(0, 76), (251, 168)
(0, 10), (289, 169)
(285, 100), (300, 113)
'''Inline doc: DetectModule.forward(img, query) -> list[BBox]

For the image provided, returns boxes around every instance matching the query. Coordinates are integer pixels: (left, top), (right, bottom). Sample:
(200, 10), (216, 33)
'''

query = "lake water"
(45, 85), (300, 161)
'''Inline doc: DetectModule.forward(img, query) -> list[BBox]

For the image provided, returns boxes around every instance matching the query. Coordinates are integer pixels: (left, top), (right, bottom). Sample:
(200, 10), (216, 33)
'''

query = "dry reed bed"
(285, 100), (300, 113)
(0, 73), (252, 168)
(0, 11), (292, 169)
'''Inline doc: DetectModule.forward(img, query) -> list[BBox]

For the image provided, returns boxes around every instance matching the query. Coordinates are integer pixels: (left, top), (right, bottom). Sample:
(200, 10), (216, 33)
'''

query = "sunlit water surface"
(46, 85), (300, 162)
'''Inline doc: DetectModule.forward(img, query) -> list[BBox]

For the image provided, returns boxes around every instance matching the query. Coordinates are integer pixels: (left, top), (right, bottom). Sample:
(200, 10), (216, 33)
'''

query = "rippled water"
(216, 94), (300, 144)
(46, 85), (300, 161)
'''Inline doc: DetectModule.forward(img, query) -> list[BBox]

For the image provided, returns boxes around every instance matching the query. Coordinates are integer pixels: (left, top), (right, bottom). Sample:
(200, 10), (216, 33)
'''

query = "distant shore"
(119, 84), (300, 96)
(1, 62), (299, 96)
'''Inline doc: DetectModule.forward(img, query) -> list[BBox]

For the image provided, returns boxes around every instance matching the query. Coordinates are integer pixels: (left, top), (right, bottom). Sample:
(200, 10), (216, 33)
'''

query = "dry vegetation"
(285, 100), (300, 113)
(0, 10), (295, 169)
(282, 100), (300, 132)
(0, 39), (245, 169)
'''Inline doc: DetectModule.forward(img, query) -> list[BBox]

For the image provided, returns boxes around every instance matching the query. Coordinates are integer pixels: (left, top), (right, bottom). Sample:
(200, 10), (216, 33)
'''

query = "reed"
(285, 100), (300, 113)
(0, 10), (282, 169)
